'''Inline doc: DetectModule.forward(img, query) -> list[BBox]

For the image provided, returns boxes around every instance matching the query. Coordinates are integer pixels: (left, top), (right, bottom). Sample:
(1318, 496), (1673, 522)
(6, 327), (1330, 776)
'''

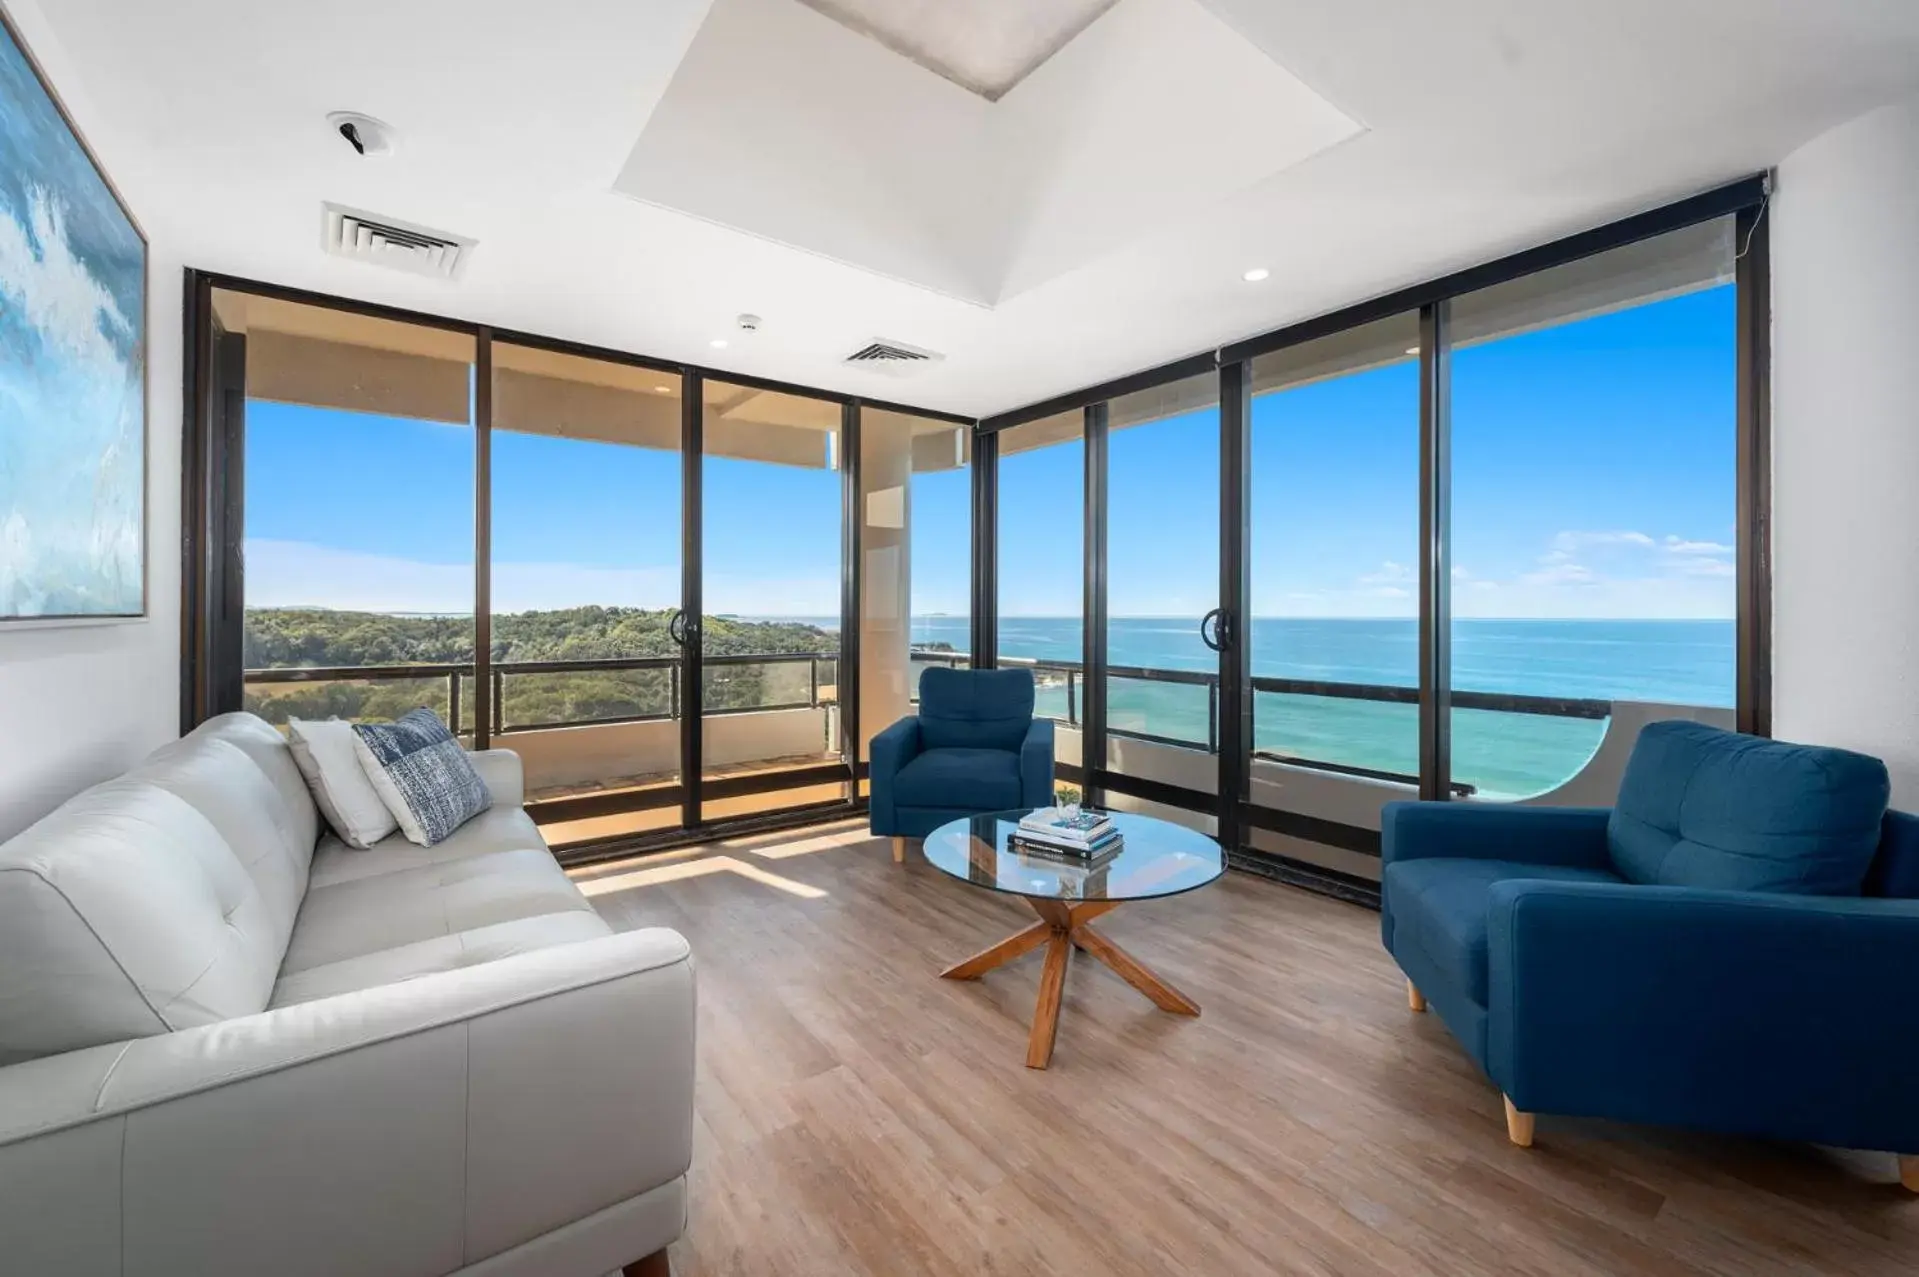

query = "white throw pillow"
(288, 718), (399, 849)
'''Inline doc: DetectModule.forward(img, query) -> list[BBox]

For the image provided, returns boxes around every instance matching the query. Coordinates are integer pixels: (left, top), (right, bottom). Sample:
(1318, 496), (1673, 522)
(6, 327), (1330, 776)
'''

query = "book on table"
(1010, 833), (1123, 866)
(1017, 807), (1116, 847)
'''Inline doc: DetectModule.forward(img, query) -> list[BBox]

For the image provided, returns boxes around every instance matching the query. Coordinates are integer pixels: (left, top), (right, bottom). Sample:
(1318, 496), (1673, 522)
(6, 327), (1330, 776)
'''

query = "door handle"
(668, 609), (687, 647)
(1200, 607), (1227, 653)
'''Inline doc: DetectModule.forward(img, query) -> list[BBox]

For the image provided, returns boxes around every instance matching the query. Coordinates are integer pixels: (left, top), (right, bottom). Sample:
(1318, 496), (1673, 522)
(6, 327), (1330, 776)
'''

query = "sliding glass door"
(1245, 314), (1420, 878)
(1101, 373), (1220, 829)
(217, 289), (479, 748)
(191, 277), (889, 857)
(489, 343), (685, 845)
(698, 380), (851, 823)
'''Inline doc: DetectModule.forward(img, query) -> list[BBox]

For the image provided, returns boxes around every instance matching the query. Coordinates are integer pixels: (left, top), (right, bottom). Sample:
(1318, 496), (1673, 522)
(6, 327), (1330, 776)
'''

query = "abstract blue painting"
(0, 11), (145, 619)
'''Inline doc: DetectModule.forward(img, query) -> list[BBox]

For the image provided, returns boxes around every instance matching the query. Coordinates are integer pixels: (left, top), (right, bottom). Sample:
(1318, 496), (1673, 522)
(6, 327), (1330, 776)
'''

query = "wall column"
(858, 413), (916, 762)
(1772, 96), (1919, 802)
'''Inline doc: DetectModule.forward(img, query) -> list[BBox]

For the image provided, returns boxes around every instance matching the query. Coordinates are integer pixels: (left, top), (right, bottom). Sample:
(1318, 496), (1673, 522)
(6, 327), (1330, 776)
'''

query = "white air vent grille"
(843, 338), (944, 377)
(322, 203), (474, 280)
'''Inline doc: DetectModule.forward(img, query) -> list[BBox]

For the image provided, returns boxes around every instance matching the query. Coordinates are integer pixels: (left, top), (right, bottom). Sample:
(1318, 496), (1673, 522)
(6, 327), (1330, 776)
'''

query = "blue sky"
(246, 285), (1734, 621)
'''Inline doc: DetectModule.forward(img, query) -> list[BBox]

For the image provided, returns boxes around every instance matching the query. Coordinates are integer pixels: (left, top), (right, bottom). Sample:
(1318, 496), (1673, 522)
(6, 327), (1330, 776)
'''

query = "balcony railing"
(910, 646), (1611, 797)
(242, 651), (839, 739)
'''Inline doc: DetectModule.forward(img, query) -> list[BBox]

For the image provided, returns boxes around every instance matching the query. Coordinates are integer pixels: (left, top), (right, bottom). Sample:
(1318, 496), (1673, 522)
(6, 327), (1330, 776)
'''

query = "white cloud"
(246, 539), (845, 617)
(1520, 561), (1597, 587)
(1663, 535), (1733, 556)
(1358, 560), (1414, 587)
(1551, 530), (1655, 554)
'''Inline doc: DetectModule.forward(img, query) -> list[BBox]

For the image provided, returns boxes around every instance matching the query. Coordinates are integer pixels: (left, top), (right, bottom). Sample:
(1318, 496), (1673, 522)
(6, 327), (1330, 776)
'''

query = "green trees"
(241, 607), (837, 731)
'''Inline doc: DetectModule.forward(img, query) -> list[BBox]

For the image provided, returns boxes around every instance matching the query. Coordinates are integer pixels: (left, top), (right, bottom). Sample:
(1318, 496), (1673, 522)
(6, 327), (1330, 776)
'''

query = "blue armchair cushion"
(1608, 721), (1890, 896)
(1385, 858), (1622, 1005)
(918, 667), (1035, 753)
(892, 747), (1024, 812)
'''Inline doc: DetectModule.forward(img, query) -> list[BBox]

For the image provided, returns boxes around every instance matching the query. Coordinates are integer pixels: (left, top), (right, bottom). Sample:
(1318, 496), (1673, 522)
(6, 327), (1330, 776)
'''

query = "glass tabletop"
(921, 809), (1224, 903)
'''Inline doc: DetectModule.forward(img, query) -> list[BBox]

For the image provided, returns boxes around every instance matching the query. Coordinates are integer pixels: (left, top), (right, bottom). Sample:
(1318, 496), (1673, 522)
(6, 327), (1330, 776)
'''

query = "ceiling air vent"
(322, 203), (474, 281)
(843, 337), (944, 378)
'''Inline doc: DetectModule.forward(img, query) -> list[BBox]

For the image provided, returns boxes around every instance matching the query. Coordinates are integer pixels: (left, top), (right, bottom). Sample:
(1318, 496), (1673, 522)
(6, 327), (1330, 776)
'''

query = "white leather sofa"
(0, 712), (695, 1277)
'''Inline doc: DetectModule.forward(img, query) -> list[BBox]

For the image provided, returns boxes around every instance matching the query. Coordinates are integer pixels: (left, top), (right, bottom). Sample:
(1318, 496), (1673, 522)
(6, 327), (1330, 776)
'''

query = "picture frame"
(0, 0), (148, 625)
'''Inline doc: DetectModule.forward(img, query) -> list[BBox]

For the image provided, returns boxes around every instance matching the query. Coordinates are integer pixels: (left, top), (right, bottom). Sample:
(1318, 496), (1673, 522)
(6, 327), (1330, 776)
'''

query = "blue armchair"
(1381, 720), (1919, 1186)
(870, 667), (1055, 861)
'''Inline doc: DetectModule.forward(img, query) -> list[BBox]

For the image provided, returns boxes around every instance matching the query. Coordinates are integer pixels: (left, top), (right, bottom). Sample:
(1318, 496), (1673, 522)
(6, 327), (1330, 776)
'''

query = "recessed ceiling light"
(1241, 267), (1270, 283)
(709, 338), (728, 349)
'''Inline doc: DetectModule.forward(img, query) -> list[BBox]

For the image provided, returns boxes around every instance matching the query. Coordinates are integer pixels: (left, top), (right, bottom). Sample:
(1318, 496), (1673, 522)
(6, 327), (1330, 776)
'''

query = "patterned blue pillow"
(350, 708), (492, 846)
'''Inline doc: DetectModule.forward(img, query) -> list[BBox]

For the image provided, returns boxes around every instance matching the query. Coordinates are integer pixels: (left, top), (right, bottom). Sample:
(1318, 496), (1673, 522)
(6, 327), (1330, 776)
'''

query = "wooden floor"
(576, 822), (1919, 1277)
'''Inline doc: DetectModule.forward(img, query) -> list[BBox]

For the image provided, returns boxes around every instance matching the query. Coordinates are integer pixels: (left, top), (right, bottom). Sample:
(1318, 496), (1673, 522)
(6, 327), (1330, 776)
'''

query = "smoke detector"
(843, 337), (944, 378)
(321, 203), (474, 281)
(736, 313), (762, 332)
(327, 111), (398, 158)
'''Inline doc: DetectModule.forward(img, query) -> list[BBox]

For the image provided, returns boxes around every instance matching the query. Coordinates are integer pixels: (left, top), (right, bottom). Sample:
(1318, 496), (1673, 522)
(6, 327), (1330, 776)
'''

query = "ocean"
(894, 616), (1734, 801)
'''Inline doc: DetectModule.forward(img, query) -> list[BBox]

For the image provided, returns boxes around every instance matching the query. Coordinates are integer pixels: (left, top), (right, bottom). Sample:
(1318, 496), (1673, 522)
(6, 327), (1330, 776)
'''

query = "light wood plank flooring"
(575, 822), (1919, 1277)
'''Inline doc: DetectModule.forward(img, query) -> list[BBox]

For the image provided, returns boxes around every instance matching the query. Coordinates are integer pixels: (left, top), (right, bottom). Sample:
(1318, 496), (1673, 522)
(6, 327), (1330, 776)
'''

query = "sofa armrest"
(868, 716), (922, 834)
(1019, 718), (1056, 807)
(1487, 880), (1919, 1150)
(1381, 801), (1612, 870)
(467, 746), (525, 808)
(0, 929), (695, 1275)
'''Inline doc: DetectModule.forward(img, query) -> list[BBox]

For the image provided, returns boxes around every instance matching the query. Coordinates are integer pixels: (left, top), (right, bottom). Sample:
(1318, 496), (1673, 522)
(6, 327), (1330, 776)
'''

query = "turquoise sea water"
(900, 616), (1734, 800)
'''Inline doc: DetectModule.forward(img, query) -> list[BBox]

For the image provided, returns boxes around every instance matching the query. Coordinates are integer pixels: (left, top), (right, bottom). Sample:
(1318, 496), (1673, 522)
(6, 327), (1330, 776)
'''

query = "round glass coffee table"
(921, 809), (1224, 1069)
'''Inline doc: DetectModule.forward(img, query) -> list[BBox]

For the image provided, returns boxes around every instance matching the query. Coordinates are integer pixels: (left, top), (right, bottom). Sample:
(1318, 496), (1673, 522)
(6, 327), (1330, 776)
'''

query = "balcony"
(243, 651), (843, 844)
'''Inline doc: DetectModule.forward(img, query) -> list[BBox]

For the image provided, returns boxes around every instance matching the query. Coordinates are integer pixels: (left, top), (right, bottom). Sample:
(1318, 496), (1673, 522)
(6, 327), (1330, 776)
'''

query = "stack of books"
(1010, 807), (1123, 864)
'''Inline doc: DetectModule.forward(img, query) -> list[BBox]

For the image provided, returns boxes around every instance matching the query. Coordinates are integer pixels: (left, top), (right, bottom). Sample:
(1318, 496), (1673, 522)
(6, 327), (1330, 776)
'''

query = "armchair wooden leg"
(1899, 1155), (1919, 1193)
(891, 836), (906, 863)
(1406, 980), (1426, 1012)
(624, 1248), (671, 1277)
(1504, 1096), (1534, 1148)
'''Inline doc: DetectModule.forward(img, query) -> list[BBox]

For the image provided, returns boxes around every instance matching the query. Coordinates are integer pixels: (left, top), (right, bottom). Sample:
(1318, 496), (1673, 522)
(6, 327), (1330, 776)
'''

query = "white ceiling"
(617, 0), (1360, 306)
(24, 0), (1919, 418)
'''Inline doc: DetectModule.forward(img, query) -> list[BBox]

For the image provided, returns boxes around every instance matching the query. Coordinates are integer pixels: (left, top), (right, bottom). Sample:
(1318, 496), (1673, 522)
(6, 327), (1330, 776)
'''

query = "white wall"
(1772, 96), (1919, 805)
(0, 1), (183, 840)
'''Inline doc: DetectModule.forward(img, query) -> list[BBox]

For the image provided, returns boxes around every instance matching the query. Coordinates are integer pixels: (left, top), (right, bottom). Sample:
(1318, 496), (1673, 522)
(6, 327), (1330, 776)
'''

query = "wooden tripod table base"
(941, 897), (1200, 1069)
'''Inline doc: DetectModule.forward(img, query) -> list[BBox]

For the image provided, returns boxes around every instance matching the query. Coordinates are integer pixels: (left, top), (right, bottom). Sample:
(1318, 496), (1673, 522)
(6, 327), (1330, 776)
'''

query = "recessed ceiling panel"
(617, 0), (1364, 305)
(793, 0), (1118, 100)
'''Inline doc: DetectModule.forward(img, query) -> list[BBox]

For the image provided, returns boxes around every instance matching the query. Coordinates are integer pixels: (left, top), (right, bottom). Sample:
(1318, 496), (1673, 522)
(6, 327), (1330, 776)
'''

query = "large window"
(489, 343), (684, 841)
(1248, 314), (1421, 800)
(995, 411), (1083, 727)
(1449, 219), (1737, 799)
(700, 381), (846, 822)
(226, 291), (477, 736)
(1104, 374), (1218, 756)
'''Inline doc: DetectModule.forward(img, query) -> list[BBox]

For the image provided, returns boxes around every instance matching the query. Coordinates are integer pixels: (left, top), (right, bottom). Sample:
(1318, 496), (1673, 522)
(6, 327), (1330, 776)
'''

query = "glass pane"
(488, 344), (684, 843)
(1248, 312), (1420, 877)
(996, 409), (1083, 731)
(1449, 218), (1737, 800)
(1104, 373), (1218, 772)
(861, 409), (970, 756)
(225, 290), (476, 738)
(701, 382), (846, 820)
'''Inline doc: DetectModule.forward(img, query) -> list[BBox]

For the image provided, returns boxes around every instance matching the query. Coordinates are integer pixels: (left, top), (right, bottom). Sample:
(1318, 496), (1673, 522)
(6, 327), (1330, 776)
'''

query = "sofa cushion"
(893, 747), (1023, 812)
(918, 667), (1035, 753)
(171, 712), (321, 868)
(288, 717), (399, 848)
(1384, 857), (1622, 1006)
(352, 709), (492, 846)
(307, 803), (551, 890)
(281, 847), (596, 974)
(269, 910), (612, 1007)
(0, 780), (283, 1063)
(1609, 721), (1890, 895)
